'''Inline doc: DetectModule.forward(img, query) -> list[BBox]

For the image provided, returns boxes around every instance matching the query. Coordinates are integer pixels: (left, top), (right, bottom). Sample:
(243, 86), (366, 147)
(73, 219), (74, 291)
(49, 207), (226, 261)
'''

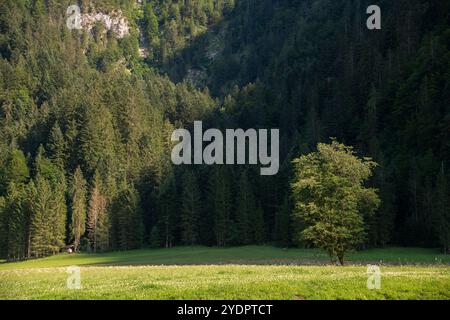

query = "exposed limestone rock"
(80, 10), (130, 38)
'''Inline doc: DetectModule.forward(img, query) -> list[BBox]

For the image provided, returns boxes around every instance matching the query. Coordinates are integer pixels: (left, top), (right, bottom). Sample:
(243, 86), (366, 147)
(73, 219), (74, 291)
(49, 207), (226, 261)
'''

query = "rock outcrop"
(80, 10), (130, 38)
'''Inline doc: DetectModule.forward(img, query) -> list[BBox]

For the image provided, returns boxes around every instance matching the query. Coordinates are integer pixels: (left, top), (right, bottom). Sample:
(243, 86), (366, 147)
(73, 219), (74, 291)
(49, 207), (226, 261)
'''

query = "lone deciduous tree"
(291, 141), (380, 265)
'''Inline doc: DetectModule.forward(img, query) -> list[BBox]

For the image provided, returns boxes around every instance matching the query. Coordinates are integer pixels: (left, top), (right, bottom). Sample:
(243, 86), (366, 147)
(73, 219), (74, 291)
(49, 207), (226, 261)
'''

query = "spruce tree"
(144, 3), (159, 48)
(0, 196), (6, 258)
(235, 170), (256, 245)
(251, 204), (265, 244)
(433, 164), (450, 253)
(29, 174), (66, 257)
(209, 167), (232, 246)
(27, 149), (67, 258)
(0, 148), (29, 195)
(1, 183), (30, 261)
(87, 171), (109, 252)
(111, 182), (144, 250)
(181, 170), (200, 245)
(70, 167), (87, 252)
(47, 123), (67, 170)
(157, 174), (177, 248)
(149, 226), (161, 248)
(274, 195), (291, 247)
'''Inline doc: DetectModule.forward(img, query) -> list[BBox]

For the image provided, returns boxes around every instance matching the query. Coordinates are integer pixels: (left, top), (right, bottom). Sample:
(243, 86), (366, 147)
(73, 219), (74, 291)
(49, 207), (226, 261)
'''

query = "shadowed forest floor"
(1, 246), (450, 270)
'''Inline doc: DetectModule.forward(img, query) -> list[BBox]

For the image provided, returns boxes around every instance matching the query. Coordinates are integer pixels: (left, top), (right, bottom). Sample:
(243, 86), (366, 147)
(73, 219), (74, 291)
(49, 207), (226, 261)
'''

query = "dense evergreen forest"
(0, 0), (449, 261)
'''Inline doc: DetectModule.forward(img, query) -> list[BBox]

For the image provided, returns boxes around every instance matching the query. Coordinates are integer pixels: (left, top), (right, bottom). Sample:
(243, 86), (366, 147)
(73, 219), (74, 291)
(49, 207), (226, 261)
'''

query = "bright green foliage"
(0, 148), (29, 194)
(144, 4), (159, 39)
(143, 3), (159, 59)
(292, 141), (380, 265)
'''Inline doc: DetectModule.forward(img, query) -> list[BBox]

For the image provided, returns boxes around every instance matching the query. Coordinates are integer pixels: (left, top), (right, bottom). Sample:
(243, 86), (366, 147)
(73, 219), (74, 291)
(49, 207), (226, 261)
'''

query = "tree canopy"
(292, 141), (380, 265)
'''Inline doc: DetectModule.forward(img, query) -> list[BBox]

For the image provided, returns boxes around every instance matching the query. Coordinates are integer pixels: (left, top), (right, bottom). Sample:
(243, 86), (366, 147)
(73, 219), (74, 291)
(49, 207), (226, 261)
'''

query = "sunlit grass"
(1, 246), (449, 300)
(0, 265), (449, 300)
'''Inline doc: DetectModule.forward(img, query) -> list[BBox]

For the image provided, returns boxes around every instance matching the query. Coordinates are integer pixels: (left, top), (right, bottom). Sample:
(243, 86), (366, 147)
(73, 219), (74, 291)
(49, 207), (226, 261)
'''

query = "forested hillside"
(0, 0), (449, 261)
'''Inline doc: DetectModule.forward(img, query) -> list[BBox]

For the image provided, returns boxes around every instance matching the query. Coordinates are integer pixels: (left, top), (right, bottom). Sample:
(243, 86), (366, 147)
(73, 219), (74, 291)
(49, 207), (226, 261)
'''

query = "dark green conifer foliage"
(433, 164), (450, 253)
(47, 123), (67, 170)
(70, 167), (87, 252)
(0, 0), (448, 258)
(0, 183), (30, 260)
(209, 167), (232, 246)
(87, 171), (110, 252)
(157, 174), (177, 248)
(111, 182), (144, 250)
(236, 171), (256, 245)
(181, 170), (201, 245)
(274, 195), (291, 247)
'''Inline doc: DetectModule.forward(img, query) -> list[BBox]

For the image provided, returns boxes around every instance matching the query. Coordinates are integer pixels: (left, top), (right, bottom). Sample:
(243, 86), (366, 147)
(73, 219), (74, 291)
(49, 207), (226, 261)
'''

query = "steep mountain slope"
(165, 0), (450, 246)
(0, 0), (449, 260)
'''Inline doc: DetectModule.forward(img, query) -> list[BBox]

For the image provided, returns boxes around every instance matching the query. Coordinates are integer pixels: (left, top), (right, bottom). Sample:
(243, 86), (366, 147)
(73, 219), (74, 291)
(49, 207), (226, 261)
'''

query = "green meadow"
(0, 246), (449, 300)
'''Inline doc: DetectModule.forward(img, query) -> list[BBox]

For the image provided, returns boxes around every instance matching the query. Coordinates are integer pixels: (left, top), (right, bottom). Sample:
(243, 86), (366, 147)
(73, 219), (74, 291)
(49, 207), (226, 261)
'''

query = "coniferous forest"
(0, 0), (449, 262)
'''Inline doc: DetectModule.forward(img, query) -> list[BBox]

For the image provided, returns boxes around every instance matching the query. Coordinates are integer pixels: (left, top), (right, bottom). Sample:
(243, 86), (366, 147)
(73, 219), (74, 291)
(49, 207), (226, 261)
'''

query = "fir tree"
(47, 123), (67, 170)
(433, 164), (450, 253)
(29, 174), (66, 258)
(149, 225), (161, 248)
(0, 196), (6, 258)
(235, 170), (256, 245)
(209, 167), (232, 246)
(70, 167), (87, 252)
(87, 171), (109, 252)
(0, 182), (30, 261)
(251, 204), (265, 245)
(181, 170), (200, 245)
(0, 148), (29, 195)
(144, 3), (159, 48)
(111, 182), (144, 250)
(274, 195), (292, 247)
(157, 174), (177, 248)
(26, 149), (67, 258)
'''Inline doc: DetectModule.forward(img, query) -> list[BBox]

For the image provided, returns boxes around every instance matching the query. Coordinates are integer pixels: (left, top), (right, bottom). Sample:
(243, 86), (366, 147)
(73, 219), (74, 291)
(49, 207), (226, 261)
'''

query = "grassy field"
(0, 246), (449, 300)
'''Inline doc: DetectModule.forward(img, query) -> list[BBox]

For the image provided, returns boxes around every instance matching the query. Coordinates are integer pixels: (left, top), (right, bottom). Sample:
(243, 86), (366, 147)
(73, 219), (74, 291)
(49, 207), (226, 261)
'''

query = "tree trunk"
(338, 254), (345, 266)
